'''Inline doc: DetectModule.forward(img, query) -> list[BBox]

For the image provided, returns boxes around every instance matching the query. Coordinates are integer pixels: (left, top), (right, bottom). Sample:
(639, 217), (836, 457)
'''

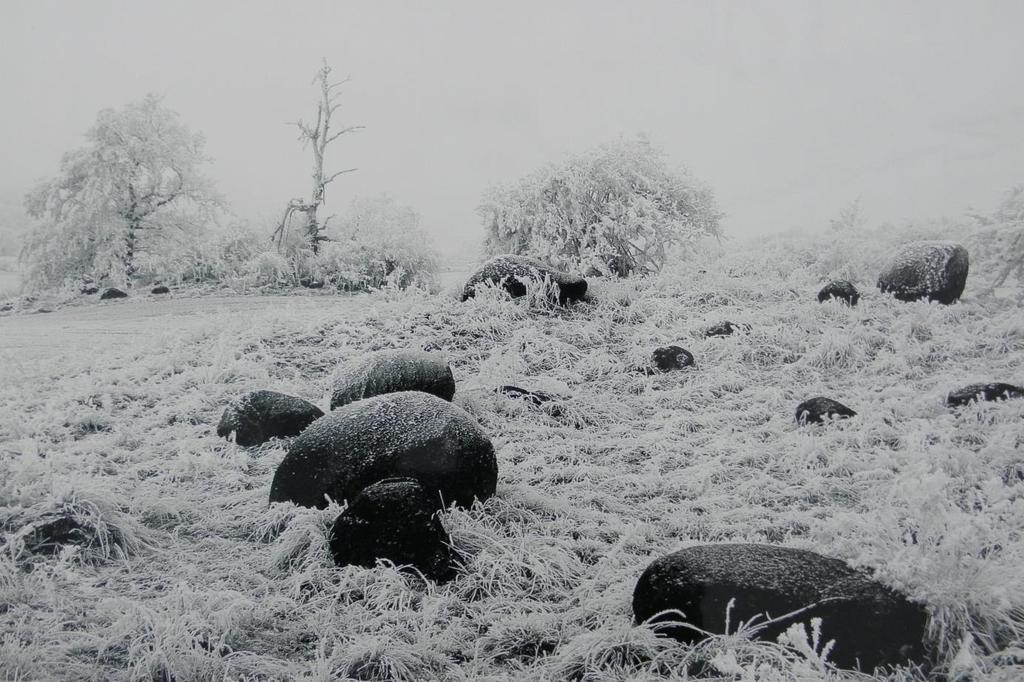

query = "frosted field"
(1, 243), (1023, 681)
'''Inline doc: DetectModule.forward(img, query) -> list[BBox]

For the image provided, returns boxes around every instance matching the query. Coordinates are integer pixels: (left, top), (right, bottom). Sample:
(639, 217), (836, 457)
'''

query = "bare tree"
(272, 60), (364, 253)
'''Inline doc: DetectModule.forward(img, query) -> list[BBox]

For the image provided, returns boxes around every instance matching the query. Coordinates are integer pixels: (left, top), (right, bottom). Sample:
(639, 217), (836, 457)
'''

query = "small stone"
(796, 397), (856, 425)
(818, 280), (860, 305)
(704, 321), (748, 337)
(650, 346), (696, 372)
(151, 285), (170, 295)
(497, 385), (563, 416)
(99, 288), (128, 300)
(329, 477), (454, 581)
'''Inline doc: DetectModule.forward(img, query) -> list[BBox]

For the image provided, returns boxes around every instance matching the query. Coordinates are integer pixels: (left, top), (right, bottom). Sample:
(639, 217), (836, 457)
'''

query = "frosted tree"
(272, 60), (363, 253)
(969, 183), (1024, 294)
(829, 197), (867, 232)
(21, 94), (222, 289)
(477, 136), (721, 276)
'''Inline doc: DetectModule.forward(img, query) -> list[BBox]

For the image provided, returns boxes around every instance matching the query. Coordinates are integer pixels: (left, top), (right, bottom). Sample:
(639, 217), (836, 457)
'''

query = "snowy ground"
(1, 238), (1023, 681)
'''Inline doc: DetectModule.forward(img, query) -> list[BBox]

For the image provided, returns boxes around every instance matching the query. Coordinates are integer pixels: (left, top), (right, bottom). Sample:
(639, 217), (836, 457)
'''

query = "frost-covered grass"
(1, 232), (1023, 681)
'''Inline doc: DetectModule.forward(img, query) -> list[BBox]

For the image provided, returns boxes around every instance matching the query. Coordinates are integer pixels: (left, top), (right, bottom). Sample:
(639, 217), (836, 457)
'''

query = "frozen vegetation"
(1, 223), (1023, 681)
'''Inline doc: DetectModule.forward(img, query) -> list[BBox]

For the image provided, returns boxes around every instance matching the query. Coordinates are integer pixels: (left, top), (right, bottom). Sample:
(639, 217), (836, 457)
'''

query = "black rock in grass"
(23, 514), (89, 555)
(329, 477), (454, 581)
(151, 285), (170, 295)
(945, 382), (1024, 408)
(704, 321), (748, 338)
(217, 390), (324, 447)
(649, 346), (696, 373)
(270, 391), (496, 510)
(632, 544), (930, 673)
(796, 397), (856, 425)
(818, 280), (860, 306)
(330, 349), (456, 410)
(81, 285), (99, 295)
(497, 385), (563, 416)
(99, 287), (128, 300)
(877, 241), (969, 304)
(462, 255), (587, 305)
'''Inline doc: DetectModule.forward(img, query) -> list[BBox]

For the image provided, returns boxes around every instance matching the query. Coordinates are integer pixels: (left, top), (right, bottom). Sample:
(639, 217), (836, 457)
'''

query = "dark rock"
(151, 285), (170, 295)
(632, 544), (930, 673)
(217, 390), (324, 447)
(330, 349), (456, 410)
(877, 241), (969, 304)
(945, 382), (1024, 408)
(299, 277), (324, 289)
(81, 285), (100, 295)
(99, 287), (128, 300)
(704, 321), (748, 338)
(796, 397), (856, 425)
(818, 280), (860, 306)
(497, 385), (554, 407)
(24, 514), (88, 555)
(650, 346), (696, 373)
(329, 477), (454, 581)
(462, 255), (587, 304)
(497, 385), (563, 417)
(270, 391), (496, 510)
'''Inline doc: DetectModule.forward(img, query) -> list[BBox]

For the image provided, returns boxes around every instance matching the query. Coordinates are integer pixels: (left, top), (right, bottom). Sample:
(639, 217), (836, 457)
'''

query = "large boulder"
(877, 241), (969, 304)
(330, 349), (456, 410)
(329, 477), (454, 581)
(217, 390), (324, 447)
(945, 382), (1024, 408)
(99, 287), (128, 300)
(462, 255), (587, 304)
(270, 391), (496, 510)
(796, 397), (857, 425)
(633, 544), (930, 673)
(818, 280), (859, 306)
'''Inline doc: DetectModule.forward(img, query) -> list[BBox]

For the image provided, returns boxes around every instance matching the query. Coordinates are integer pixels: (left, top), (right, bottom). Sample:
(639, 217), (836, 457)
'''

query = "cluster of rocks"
(218, 349), (499, 581)
(817, 240), (970, 309)
(207, 245), (1015, 674)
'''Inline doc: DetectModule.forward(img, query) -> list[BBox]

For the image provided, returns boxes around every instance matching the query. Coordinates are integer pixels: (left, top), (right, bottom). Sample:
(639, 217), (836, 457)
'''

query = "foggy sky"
(2, 0), (1023, 255)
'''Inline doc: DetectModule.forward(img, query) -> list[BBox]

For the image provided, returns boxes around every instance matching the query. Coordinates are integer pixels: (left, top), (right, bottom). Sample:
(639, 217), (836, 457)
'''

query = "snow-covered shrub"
(478, 136), (722, 276)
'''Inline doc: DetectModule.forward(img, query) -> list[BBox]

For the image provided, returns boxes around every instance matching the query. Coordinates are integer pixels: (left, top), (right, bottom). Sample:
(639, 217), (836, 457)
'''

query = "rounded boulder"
(632, 544), (930, 673)
(329, 477), (454, 581)
(217, 390), (324, 447)
(270, 391), (496, 510)
(877, 241), (969, 304)
(462, 255), (587, 304)
(330, 349), (456, 410)
(945, 382), (1024, 408)
(818, 280), (859, 305)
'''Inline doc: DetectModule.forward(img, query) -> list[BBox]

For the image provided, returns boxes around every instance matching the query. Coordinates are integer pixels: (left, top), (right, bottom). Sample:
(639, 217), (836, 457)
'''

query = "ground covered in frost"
(1, 230), (1023, 681)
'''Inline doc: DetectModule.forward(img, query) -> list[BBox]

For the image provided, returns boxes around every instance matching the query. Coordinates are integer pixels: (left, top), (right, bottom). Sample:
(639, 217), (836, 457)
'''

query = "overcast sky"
(2, 0), (1022, 254)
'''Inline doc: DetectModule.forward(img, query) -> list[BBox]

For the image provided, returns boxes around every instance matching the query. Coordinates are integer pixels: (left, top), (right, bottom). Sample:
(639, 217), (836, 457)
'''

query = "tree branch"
(323, 168), (358, 185)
